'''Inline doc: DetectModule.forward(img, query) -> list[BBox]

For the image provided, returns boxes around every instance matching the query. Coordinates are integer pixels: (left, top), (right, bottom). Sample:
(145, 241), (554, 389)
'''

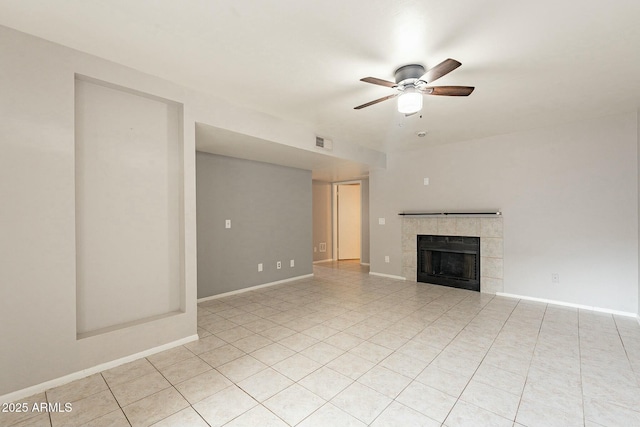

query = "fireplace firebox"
(417, 235), (480, 292)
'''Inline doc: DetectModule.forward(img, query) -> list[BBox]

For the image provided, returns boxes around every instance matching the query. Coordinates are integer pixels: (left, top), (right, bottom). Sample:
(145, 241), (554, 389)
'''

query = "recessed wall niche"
(75, 75), (184, 337)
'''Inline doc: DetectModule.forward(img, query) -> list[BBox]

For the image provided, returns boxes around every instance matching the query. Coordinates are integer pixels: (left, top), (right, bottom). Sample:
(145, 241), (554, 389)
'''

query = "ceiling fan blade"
(423, 86), (475, 96)
(419, 58), (461, 84)
(354, 93), (398, 109)
(360, 77), (397, 88)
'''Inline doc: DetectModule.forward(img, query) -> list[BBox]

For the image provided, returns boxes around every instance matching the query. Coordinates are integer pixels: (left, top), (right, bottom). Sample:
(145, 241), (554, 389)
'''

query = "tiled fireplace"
(401, 216), (504, 294)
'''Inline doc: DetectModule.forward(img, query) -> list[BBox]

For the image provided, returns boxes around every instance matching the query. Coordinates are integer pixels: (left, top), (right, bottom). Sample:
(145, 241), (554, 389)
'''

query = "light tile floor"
(3, 261), (640, 426)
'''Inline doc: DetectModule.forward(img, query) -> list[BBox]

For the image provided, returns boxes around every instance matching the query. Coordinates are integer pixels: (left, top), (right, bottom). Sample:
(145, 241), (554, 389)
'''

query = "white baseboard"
(369, 271), (406, 281)
(360, 262), (370, 266)
(0, 334), (199, 404)
(496, 292), (638, 318)
(197, 274), (314, 302)
(313, 259), (335, 264)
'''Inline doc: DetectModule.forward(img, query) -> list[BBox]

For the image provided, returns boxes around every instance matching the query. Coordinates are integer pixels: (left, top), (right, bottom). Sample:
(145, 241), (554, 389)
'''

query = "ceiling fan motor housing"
(394, 64), (426, 85)
(353, 58), (472, 110)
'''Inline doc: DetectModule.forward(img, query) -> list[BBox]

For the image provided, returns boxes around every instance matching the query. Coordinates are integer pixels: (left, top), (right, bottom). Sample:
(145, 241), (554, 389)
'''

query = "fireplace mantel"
(399, 211), (502, 217)
(401, 216), (504, 294)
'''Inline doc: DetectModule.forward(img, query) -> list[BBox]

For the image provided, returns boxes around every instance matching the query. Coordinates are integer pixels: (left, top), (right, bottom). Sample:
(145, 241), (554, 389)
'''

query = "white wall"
(0, 25), (383, 399)
(75, 77), (183, 335)
(312, 179), (371, 264)
(360, 178), (370, 264)
(0, 26), (198, 397)
(337, 183), (362, 260)
(312, 181), (333, 261)
(370, 113), (639, 314)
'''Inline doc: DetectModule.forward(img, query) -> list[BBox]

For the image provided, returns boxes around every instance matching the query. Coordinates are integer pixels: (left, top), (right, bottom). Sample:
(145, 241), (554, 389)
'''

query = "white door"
(337, 184), (361, 260)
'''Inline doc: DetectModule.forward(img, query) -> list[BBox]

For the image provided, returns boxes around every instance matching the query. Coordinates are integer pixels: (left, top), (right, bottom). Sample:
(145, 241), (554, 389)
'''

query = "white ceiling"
(2, 0), (640, 172)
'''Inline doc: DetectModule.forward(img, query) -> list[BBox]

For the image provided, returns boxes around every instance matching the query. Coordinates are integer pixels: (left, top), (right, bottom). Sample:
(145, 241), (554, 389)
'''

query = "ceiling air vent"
(315, 136), (333, 151)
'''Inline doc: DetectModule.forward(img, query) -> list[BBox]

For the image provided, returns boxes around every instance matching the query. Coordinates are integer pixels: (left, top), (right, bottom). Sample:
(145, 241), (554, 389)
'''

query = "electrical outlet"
(378, 218), (385, 225)
(225, 219), (231, 229)
(552, 273), (559, 284)
(277, 261), (281, 269)
(385, 255), (390, 263)
(423, 177), (429, 186)
(290, 259), (294, 267)
(258, 263), (263, 272)
(319, 243), (326, 252)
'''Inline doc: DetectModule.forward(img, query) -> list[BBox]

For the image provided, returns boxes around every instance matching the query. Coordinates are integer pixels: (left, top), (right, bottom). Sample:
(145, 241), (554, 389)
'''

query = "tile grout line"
(511, 300), (547, 426)
(33, 261), (639, 427)
(613, 316), (640, 389)
(438, 293), (521, 425)
(150, 352), (215, 427)
(577, 311), (586, 427)
(45, 390), (53, 427)
(211, 271), (457, 425)
(101, 376), (133, 427)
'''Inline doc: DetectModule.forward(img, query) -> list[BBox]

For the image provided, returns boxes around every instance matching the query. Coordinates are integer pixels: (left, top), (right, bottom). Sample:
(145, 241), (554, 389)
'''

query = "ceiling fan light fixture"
(397, 88), (422, 114)
(355, 58), (472, 111)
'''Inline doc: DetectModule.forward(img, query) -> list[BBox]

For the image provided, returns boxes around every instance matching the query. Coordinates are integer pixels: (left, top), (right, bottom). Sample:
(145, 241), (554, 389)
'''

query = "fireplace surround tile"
(481, 257), (503, 279)
(456, 218), (480, 237)
(481, 238), (504, 258)
(402, 234), (415, 252)
(402, 253), (417, 271)
(417, 218), (438, 235)
(401, 216), (503, 294)
(481, 278), (504, 295)
(437, 218), (457, 235)
(481, 218), (503, 238)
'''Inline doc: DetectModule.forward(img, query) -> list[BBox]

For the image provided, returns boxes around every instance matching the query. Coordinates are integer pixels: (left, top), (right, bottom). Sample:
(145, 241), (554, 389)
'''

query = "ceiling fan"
(354, 58), (474, 114)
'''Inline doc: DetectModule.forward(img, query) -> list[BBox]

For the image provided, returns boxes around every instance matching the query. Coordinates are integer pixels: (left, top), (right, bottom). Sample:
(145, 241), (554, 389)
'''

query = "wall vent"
(315, 136), (333, 151)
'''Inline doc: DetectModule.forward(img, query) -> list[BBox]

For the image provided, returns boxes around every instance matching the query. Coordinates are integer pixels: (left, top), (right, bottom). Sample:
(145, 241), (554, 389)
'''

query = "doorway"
(334, 182), (361, 260)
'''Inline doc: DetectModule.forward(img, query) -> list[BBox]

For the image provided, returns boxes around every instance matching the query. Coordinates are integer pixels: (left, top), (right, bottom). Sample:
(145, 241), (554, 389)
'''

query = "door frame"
(332, 180), (362, 262)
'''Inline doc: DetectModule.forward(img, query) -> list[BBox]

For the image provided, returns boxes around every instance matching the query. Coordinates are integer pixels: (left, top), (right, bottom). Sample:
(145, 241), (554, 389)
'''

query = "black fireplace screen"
(417, 235), (480, 292)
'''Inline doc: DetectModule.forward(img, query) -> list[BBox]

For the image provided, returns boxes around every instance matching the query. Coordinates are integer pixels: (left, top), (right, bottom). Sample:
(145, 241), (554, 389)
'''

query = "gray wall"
(312, 181), (333, 262)
(196, 152), (313, 298)
(370, 112), (638, 313)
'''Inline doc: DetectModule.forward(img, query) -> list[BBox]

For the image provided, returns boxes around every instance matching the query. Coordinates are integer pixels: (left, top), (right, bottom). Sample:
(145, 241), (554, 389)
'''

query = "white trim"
(332, 183), (338, 261)
(333, 179), (363, 185)
(313, 259), (335, 264)
(369, 271), (406, 281)
(0, 334), (198, 404)
(197, 274), (314, 302)
(360, 262), (370, 266)
(496, 292), (638, 318)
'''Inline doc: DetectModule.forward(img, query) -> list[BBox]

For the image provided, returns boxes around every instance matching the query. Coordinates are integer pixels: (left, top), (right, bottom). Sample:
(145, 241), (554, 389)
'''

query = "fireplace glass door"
(417, 235), (480, 291)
